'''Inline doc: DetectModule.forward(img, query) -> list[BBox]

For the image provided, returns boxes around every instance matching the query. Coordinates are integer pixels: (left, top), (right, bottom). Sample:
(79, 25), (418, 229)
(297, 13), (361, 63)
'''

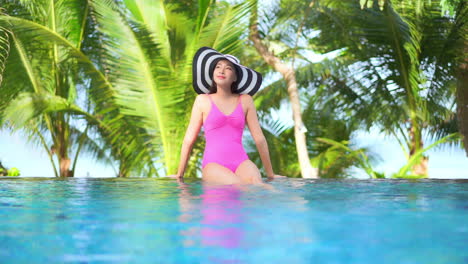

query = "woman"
(171, 47), (283, 185)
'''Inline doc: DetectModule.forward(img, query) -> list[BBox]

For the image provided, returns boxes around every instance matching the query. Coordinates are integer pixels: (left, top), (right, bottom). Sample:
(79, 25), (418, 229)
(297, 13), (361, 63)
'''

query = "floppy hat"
(192, 47), (263, 95)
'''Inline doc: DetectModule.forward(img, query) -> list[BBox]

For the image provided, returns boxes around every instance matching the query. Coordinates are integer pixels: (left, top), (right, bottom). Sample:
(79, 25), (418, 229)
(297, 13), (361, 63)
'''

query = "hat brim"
(192, 47), (263, 95)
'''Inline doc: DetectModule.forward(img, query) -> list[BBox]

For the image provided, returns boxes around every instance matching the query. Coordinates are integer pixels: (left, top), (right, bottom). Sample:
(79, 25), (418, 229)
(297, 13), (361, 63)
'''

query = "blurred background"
(0, 0), (467, 179)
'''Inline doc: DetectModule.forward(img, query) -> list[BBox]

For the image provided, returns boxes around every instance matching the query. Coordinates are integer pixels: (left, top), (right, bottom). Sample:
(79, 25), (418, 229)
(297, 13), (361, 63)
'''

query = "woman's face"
(213, 59), (237, 86)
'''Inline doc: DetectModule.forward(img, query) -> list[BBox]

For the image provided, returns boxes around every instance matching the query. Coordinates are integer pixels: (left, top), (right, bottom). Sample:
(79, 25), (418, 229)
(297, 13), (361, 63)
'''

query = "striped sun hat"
(192, 47), (263, 95)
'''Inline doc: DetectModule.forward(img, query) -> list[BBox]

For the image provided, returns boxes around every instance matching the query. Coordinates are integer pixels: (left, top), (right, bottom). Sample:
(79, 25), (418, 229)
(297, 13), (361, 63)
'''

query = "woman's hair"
(209, 59), (239, 94)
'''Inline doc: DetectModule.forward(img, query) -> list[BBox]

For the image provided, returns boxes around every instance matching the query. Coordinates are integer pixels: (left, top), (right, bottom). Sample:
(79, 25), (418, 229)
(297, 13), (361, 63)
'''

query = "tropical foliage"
(0, 0), (112, 177)
(0, 0), (465, 179)
(0, 0), (255, 177)
(306, 0), (467, 178)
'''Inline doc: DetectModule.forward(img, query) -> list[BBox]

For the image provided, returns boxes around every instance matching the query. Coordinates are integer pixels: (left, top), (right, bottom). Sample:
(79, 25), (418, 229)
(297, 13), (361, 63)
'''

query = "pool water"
(0, 178), (467, 263)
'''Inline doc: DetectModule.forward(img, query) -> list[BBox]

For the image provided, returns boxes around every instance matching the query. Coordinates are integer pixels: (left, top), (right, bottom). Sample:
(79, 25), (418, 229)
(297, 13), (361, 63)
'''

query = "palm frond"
(316, 137), (378, 178)
(3, 92), (91, 128)
(0, 15), (113, 94)
(259, 115), (292, 137)
(198, 1), (253, 53)
(395, 133), (460, 177)
(123, 0), (172, 63)
(68, 126), (114, 170)
(0, 10), (156, 176)
(0, 21), (9, 88)
(195, 0), (213, 33)
(90, 0), (187, 172)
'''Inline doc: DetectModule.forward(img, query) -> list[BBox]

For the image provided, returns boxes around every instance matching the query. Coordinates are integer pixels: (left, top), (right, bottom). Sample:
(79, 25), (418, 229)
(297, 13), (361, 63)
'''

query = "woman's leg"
(235, 160), (263, 184)
(202, 163), (242, 186)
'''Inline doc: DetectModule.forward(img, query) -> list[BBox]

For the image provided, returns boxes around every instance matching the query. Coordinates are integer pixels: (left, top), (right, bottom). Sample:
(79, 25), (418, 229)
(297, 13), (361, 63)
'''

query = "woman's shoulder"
(195, 94), (210, 103)
(194, 94), (211, 111)
(196, 93), (210, 99)
(240, 94), (254, 104)
(239, 94), (255, 112)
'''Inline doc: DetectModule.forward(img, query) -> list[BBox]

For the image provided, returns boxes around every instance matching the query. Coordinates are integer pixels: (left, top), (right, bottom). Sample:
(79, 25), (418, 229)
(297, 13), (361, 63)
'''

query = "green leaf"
(3, 92), (89, 128)
(7, 167), (20, 176)
(0, 25), (9, 87)
(394, 133), (460, 177)
(316, 137), (377, 178)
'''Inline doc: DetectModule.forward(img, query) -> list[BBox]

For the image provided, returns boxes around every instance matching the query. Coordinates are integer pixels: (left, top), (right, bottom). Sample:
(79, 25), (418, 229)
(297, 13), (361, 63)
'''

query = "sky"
(1, 127), (467, 179)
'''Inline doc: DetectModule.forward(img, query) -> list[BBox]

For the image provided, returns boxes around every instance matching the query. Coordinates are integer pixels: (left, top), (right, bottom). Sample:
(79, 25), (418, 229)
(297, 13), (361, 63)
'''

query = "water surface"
(0, 178), (467, 263)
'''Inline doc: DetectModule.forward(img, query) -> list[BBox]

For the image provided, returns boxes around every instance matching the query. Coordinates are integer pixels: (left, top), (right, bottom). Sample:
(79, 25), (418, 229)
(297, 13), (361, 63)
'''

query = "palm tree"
(0, 15), (8, 88)
(88, 0), (255, 176)
(439, 0), (468, 156)
(245, 101), (377, 179)
(0, 0), (115, 177)
(309, 0), (465, 177)
(248, 0), (320, 178)
(0, 0), (256, 177)
(247, 59), (379, 178)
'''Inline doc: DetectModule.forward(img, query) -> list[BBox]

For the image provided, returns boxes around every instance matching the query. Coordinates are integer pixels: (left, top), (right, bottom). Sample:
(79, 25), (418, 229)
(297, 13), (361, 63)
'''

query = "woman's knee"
(235, 160), (262, 184)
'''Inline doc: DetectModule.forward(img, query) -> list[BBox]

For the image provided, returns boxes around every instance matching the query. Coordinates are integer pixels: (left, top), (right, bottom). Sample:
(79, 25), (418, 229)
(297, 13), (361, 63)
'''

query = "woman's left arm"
(244, 95), (283, 179)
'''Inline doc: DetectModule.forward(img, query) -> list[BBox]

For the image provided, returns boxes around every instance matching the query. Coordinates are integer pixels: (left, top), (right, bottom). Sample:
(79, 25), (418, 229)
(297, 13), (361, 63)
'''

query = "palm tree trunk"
(408, 123), (428, 176)
(118, 162), (129, 177)
(56, 114), (73, 177)
(456, 42), (468, 157)
(249, 14), (318, 178)
(0, 161), (7, 176)
(59, 158), (72, 177)
(57, 144), (73, 177)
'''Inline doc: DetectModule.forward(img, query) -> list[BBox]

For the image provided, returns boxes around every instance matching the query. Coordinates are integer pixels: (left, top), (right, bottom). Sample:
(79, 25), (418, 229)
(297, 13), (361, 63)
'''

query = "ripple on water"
(0, 177), (467, 263)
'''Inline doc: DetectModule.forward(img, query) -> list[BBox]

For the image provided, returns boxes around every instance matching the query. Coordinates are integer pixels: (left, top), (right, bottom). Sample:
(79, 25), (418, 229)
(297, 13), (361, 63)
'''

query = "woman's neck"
(214, 85), (232, 98)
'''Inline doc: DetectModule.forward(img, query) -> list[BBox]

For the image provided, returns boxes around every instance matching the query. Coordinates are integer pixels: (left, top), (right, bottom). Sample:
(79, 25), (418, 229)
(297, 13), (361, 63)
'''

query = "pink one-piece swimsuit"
(202, 94), (249, 173)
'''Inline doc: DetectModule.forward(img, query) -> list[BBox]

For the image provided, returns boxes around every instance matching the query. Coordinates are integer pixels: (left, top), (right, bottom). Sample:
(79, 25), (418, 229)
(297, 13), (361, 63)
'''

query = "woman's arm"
(173, 95), (204, 180)
(244, 95), (277, 179)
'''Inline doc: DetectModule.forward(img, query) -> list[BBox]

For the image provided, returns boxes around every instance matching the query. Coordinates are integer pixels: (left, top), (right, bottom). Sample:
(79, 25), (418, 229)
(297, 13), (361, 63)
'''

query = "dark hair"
(209, 59), (239, 94)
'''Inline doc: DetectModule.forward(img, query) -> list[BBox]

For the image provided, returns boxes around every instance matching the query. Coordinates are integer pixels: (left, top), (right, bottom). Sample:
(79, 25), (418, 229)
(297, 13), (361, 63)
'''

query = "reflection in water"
(178, 183), (244, 261)
(200, 185), (243, 249)
(3, 179), (466, 263)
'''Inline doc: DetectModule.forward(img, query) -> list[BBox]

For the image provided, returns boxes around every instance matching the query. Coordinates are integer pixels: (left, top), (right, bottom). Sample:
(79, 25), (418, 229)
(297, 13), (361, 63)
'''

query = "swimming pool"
(1, 178), (467, 263)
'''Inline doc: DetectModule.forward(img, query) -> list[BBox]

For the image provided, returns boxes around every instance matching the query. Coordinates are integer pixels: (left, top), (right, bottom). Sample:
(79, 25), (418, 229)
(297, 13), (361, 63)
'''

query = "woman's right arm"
(172, 95), (204, 180)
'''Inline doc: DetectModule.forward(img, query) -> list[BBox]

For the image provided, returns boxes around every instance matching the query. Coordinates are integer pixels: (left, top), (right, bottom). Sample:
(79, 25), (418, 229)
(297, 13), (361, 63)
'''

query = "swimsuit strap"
(238, 94), (244, 109)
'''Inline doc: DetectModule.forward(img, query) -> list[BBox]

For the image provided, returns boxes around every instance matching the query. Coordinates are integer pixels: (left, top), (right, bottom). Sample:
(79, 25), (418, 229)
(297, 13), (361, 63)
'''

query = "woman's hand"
(267, 174), (287, 181)
(167, 174), (184, 183)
